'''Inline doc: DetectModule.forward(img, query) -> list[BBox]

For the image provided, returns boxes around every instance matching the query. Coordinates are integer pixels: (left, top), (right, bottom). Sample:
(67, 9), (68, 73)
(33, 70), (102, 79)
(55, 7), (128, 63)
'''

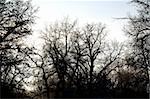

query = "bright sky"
(26, 0), (136, 49)
(24, 0), (136, 91)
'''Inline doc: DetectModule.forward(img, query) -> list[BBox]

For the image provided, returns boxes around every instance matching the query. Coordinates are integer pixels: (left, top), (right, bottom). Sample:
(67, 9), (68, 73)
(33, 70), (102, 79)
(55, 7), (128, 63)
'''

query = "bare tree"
(41, 18), (123, 98)
(42, 18), (78, 98)
(125, 0), (150, 96)
(0, 0), (37, 98)
(25, 50), (56, 99)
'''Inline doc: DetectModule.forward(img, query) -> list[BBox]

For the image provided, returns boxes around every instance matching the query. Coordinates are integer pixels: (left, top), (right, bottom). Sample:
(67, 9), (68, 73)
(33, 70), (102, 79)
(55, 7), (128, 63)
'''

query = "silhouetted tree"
(42, 18), (78, 98)
(94, 41), (123, 98)
(41, 18), (123, 98)
(125, 0), (150, 97)
(3, 0), (149, 98)
(81, 23), (106, 96)
(0, 0), (36, 98)
(25, 50), (56, 99)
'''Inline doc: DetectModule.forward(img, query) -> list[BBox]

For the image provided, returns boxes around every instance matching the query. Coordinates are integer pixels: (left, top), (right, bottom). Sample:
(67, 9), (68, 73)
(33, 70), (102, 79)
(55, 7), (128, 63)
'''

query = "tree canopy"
(0, 0), (149, 98)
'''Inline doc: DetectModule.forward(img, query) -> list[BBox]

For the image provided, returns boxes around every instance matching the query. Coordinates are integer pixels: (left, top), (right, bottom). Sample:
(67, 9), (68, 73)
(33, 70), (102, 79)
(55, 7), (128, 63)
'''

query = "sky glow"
(23, 0), (136, 91)
(26, 0), (136, 49)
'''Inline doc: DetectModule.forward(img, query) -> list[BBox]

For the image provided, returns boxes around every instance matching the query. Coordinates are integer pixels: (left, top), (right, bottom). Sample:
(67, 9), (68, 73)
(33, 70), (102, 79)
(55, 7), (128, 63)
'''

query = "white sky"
(24, 0), (136, 91)
(26, 0), (136, 49)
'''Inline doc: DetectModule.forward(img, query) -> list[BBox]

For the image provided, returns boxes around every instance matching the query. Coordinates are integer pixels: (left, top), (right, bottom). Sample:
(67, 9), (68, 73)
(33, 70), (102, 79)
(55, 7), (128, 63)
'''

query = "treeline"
(0, 0), (149, 98)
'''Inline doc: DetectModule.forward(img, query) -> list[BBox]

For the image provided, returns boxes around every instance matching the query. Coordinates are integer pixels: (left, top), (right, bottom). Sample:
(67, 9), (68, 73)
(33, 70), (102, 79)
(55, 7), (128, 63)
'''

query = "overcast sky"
(26, 0), (136, 49)
(24, 0), (136, 91)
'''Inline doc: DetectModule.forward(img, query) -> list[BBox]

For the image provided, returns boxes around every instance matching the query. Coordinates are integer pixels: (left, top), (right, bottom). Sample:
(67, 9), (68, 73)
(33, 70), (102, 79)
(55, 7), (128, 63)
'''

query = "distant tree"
(75, 24), (123, 97)
(0, 0), (37, 98)
(81, 23), (106, 95)
(42, 18), (78, 98)
(42, 18), (123, 98)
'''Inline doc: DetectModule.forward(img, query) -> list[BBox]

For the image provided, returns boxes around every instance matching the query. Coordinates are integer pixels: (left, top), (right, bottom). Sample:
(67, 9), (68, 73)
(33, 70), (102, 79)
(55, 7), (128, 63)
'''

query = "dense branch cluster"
(0, 0), (149, 98)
